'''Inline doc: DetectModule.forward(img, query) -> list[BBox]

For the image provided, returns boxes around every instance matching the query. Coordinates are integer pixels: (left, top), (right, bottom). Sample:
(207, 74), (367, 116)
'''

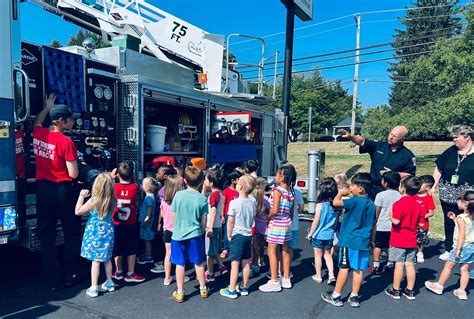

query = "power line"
(230, 2), (465, 46)
(245, 50), (435, 80)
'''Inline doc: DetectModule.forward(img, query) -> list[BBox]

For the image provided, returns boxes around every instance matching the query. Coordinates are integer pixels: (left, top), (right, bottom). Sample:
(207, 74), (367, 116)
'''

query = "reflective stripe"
(0, 180), (15, 192)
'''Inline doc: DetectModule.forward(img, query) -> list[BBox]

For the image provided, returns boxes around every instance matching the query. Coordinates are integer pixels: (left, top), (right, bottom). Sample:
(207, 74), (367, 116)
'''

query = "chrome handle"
(13, 67), (30, 123)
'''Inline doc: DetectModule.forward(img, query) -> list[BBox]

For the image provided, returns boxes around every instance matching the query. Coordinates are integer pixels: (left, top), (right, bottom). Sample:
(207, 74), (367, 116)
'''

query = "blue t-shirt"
(139, 194), (155, 223)
(338, 196), (375, 250)
(312, 202), (338, 240)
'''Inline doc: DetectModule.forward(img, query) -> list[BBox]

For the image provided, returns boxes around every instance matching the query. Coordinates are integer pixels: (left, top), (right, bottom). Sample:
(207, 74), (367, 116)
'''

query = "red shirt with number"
(222, 186), (239, 216)
(390, 196), (423, 248)
(33, 126), (78, 182)
(413, 194), (435, 231)
(113, 182), (139, 225)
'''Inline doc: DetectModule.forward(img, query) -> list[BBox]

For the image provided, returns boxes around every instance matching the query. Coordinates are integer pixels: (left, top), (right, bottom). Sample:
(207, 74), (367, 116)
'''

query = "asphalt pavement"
(0, 220), (472, 319)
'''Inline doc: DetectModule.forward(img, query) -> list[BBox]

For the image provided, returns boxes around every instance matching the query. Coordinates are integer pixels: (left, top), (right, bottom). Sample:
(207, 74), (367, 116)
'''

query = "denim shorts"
(311, 238), (333, 250)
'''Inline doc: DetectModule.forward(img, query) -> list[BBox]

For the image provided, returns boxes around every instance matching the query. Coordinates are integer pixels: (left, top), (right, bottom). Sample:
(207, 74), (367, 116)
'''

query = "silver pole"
(307, 149), (320, 217)
(350, 14), (361, 135)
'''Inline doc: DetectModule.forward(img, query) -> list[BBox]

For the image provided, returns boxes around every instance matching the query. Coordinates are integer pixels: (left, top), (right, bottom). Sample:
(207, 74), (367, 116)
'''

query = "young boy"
(369, 171), (402, 275)
(112, 161), (145, 283)
(220, 169), (242, 259)
(321, 172), (375, 308)
(170, 166), (209, 303)
(220, 175), (257, 298)
(413, 175), (436, 263)
(204, 168), (228, 282)
(385, 176), (423, 300)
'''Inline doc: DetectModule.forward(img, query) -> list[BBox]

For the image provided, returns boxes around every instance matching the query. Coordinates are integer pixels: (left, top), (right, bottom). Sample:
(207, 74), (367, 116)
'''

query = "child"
(220, 175), (257, 298)
(245, 159), (259, 178)
(252, 177), (271, 271)
(111, 161), (145, 283)
(333, 173), (349, 258)
(203, 169), (228, 282)
(259, 164), (295, 292)
(385, 176), (423, 300)
(76, 173), (117, 298)
(170, 166), (209, 303)
(425, 191), (474, 300)
(413, 175), (436, 263)
(138, 177), (159, 265)
(157, 175), (182, 285)
(220, 169), (242, 259)
(369, 171), (402, 275)
(307, 178), (339, 284)
(321, 172), (375, 308)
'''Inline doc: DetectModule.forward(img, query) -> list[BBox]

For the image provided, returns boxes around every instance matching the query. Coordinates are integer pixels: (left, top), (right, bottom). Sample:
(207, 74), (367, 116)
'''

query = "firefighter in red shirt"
(33, 94), (81, 291)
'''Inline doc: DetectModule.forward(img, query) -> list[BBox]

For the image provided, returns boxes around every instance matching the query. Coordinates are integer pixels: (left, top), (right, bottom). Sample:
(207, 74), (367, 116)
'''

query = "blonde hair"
(450, 124), (473, 139)
(253, 177), (267, 215)
(92, 173), (117, 219)
(143, 177), (159, 194)
(163, 175), (183, 205)
(239, 175), (256, 195)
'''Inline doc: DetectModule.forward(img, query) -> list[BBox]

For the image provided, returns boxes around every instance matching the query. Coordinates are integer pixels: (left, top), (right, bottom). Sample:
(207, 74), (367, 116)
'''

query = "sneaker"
(384, 263), (395, 273)
(312, 275), (323, 283)
(327, 277), (336, 285)
(385, 287), (401, 300)
(259, 280), (282, 293)
(348, 295), (360, 308)
(220, 287), (238, 299)
(251, 265), (260, 274)
(321, 292), (343, 307)
(137, 255), (154, 265)
(236, 283), (249, 296)
(150, 263), (165, 274)
(101, 280), (115, 292)
(124, 272), (145, 283)
(205, 271), (215, 282)
(172, 290), (184, 303)
(439, 251), (450, 261)
(112, 271), (124, 280)
(416, 252), (425, 264)
(453, 289), (468, 300)
(219, 265), (229, 275)
(424, 281), (443, 295)
(281, 277), (292, 289)
(402, 288), (416, 300)
(368, 266), (383, 275)
(86, 287), (99, 298)
(164, 278), (173, 286)
(200, 286), (210, 298)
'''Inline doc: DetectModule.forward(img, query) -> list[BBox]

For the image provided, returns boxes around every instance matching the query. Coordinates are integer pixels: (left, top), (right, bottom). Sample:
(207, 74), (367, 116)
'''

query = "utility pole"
(350, 14), (361, 135)
(282, 0), (295, 160)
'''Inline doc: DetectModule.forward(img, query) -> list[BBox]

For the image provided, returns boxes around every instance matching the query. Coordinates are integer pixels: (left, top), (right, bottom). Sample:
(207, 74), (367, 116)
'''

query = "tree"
(67, 29), (110, 49)
(389, 0), (462, 113)
(270, 72), (356, 142)
(50, 40), (62, 48)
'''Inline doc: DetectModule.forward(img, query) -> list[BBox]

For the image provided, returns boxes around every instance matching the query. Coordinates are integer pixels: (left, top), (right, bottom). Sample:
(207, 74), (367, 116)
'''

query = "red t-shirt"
(222, 186), (239, 216)
(390, 196), (423, 248)
(113, 183), (139, 225)
(15, 129), (26, 179)
(32, 127), (78, 182)
(413, 194), (436, 230)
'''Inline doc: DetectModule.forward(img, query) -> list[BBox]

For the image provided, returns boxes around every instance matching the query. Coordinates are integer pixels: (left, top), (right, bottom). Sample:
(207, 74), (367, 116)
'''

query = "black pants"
(440, 201), (463, 251)
(36, 180), (81, 286)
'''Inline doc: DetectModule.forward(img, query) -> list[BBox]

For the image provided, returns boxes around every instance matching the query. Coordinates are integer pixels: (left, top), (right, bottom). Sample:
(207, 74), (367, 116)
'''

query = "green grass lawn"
(288, 141), (453, 240)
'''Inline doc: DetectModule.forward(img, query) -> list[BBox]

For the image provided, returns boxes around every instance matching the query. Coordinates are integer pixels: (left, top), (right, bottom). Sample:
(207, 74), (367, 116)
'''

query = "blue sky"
(19, 0), (466, 107)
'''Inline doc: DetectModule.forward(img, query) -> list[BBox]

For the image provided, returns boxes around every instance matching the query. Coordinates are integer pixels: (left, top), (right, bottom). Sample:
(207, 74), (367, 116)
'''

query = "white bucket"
(146, 125), (167, 152)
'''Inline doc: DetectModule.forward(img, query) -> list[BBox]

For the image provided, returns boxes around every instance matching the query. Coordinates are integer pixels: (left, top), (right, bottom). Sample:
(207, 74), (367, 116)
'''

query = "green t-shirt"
(171, 189), (208, 241)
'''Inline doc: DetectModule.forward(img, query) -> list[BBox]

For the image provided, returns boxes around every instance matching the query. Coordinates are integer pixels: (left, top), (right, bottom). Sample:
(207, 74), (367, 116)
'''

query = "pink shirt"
(161, 201), (173, 232)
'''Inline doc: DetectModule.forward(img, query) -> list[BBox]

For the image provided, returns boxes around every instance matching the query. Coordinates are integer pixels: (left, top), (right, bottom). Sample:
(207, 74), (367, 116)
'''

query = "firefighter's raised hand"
(337, 129), (350, 138)
(45, 94), (56, 109)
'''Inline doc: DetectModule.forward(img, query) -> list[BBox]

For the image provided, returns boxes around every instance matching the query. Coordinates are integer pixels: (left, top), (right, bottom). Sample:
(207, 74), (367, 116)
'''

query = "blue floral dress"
(80, 203), (114, 262)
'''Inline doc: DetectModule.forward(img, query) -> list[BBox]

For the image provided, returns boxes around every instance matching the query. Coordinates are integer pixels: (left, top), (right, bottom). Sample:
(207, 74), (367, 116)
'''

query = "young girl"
(252, 177), (271, 272)
(306, 178), (339, 284)
(259, 164), (295, 292)
(76, 173), (117, 298)
(220, 169), (242, 259)
(157, 175), (183, 285)
(138, 177), (159, 264)
(425, 191), (474, 300)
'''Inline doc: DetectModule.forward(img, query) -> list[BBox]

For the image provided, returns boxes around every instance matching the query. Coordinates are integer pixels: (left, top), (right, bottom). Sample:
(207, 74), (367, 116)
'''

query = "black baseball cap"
(49, 104), (79, 120)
